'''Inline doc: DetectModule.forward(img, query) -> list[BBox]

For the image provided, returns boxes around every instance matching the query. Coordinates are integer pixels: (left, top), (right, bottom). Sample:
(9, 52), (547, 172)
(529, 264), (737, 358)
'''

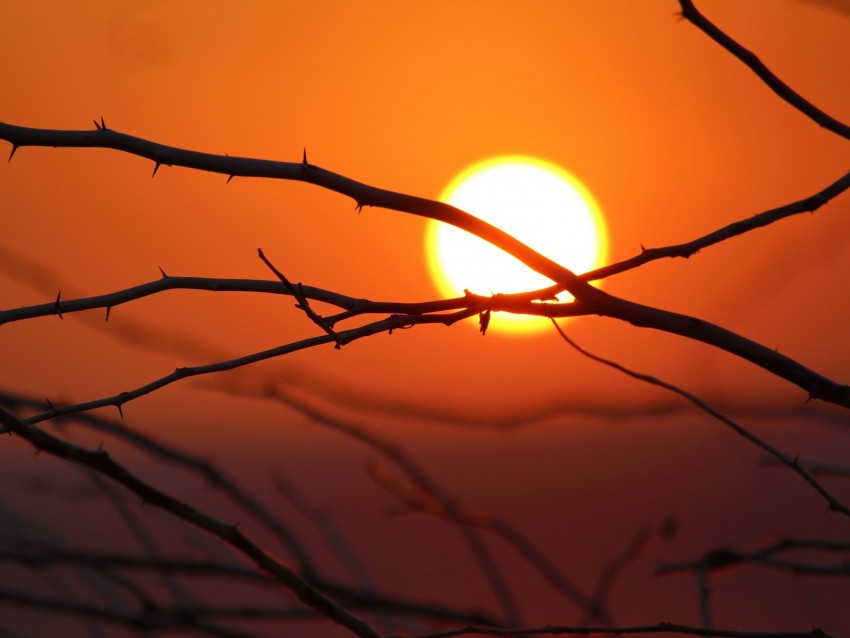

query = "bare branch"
(550, 321), (850, 518)
(258, 248), (347, 347)
(584, 170), (850, 282)
(23, 308), (477, 424)
(0, 121), (592, 299)
(678, 0), (850, 141)
(0, 406), (383, 638)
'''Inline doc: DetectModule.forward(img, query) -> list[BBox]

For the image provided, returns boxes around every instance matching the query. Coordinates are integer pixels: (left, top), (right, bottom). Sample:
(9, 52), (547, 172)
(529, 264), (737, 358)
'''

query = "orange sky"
(3, 0), (850, 414)
(2, 1), (850, 634)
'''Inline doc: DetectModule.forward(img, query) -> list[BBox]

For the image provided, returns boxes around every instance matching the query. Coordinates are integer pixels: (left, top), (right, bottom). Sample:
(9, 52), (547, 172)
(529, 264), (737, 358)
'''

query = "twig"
(583, 170), (850, 282)
(550, 321), (850, 518)
(22, 307), (477, 424)
(659, 538), (850, 578)
(258, 248), (347, 347)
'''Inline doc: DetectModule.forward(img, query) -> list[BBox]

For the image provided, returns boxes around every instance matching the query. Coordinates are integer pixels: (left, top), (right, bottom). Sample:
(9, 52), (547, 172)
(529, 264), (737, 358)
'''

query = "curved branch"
(678, 0), (850, 141)
(551, 322), (850, 518)
(0, 121), (592, 298)
(24, 308), (478, 424)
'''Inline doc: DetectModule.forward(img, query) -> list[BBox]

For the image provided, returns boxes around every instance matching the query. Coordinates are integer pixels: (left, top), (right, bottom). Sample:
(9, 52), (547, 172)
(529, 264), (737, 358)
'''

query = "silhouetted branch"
(0, 121), (591, 299)
(659, 538), (850, 578)
(5, 124), (850, 409)
(0, 584), (291, 638)
(762, 456), (850, 479)
(21, 307), (477, 425)
(550, 321), (850, 518)
(678, 0), (850, 141)
(584, 170), (850, 282)
(0, 389), (318, 575)
(0, 405), (383, 638)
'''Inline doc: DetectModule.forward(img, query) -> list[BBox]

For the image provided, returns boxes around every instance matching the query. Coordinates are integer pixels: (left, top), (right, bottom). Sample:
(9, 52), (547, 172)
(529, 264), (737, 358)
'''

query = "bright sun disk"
(425, 156), (608, 335)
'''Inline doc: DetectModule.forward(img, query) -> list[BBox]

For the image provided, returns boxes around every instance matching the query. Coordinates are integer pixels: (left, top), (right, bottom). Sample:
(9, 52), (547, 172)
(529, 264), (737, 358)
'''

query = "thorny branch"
(2, 130), (850, 408)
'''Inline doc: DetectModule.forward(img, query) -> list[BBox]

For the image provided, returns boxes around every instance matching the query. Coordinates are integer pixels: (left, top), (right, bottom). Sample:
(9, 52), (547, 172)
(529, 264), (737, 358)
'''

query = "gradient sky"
(2, 1), (850, 634)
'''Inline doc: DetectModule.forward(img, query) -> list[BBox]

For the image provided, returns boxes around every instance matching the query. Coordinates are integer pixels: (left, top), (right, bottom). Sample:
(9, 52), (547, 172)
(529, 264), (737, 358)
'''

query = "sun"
(425, 156), (608, 335)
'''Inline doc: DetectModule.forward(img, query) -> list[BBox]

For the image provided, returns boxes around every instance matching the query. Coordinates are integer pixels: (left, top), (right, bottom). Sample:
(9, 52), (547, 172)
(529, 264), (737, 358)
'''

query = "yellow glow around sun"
(426, 156), (608, 335)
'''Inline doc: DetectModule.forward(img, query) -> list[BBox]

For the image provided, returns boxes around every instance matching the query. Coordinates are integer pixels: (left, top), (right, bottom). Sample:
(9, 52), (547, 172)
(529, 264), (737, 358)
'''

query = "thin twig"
(550, 321), (850, 518)
(258, 248), (347, 347)
(22, 307), (478, 424)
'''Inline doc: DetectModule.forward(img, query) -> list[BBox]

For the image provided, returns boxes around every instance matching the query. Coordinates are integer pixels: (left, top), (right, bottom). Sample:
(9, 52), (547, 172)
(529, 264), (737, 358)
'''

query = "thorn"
(93, 119), (101, 130)
(355, 202), (364, 214)
(100, 115), (106, 130)
(226, 174), (234, 184)
(640, 243), (647, 252)
(302, 147), (308, 164)
(45, 398), (55, 411)
(8, 145), (18, 162)
(105, 306), (111, 322)
(117, 403), (124, 420)
(152, 162), (161, 178)
(54, 291), (64, 320)
(158, 266), (168, 278)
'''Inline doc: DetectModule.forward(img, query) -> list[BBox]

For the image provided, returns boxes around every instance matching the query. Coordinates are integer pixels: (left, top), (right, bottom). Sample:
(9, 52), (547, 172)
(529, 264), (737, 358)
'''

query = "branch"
(0, 121), (592, 299)
(678, 0), (850, 141)
(659, 538), (850, 578)
(0, 406), (382, 638)
(584, 170), (850, 282)
(258, 248), (347, 347)
(550, 321), (850, 518)
(4, 123), (850, 409)
(0, 389), (319, 577)
(23, 308), (478, 424)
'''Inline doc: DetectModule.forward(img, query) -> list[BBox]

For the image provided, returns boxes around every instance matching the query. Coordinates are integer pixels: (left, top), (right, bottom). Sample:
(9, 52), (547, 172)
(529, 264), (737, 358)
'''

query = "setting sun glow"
(426, 156), (608, 335)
